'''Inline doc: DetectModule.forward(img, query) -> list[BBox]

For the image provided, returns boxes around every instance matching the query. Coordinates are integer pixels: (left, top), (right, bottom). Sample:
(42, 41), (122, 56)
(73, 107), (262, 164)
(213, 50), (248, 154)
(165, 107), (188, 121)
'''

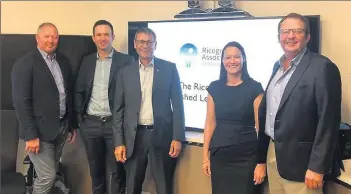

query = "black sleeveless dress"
(207, 79), (263, 194)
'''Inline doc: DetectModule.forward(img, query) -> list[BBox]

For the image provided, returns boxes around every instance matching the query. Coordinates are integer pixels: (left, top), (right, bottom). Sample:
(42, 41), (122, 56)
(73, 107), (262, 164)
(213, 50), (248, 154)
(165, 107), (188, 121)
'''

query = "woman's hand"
(254, 163), (266, 185)
(202, 159), (211, 176)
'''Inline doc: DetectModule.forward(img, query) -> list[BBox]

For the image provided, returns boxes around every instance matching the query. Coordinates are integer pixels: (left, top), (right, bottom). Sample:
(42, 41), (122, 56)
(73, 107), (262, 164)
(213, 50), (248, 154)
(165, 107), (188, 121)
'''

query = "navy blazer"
(12, 49), (77, 141)
(74, 49), (135, 125)
(257, 50), (343, 181)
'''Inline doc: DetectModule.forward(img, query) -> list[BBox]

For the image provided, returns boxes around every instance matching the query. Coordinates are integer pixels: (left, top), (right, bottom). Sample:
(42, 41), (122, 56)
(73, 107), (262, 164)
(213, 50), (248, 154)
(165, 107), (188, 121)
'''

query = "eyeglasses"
(279, 28), (305, 35)
(135, 40), (156, 46)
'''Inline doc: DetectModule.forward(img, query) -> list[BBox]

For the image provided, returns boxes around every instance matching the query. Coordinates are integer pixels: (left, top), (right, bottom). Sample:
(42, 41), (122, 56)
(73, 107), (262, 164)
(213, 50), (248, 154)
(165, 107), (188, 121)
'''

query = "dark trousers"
(125, 127), (177, 194)
(80, 115), (126, 194)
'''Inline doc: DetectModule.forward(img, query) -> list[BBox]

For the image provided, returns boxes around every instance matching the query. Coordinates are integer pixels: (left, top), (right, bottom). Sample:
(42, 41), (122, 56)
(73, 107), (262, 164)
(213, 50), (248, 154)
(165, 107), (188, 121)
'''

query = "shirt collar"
(37, 47), (56, 60)
(139, 57), (154, 68)
(278, 47), (307, 67)
(96, 49), (114, 59)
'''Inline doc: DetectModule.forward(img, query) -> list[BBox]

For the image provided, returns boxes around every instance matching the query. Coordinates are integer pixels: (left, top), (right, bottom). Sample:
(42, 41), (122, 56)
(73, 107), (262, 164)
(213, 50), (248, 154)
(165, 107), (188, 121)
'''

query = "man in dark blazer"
(113, 27), (186, 194)
(255, 13), (343, 194)
(74, 20), (134, 194)
(11, 23), (77, 194)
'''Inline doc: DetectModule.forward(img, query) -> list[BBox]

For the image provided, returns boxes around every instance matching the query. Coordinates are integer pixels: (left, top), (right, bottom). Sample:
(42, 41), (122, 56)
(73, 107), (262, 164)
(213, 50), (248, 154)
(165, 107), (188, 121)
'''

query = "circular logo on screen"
(180, 43), (198, 68)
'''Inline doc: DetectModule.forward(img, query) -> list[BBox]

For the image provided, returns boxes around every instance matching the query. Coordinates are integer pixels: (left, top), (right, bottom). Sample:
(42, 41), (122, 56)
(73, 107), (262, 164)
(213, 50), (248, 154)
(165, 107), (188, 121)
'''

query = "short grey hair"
(37, 22), (58, 34)
(134, 27), (156, 41)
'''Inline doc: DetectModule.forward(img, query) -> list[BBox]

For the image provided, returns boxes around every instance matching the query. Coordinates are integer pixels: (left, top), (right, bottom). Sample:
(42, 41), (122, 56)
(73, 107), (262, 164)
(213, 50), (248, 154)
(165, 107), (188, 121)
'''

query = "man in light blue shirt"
(12, 23), (77, 194)
(255, 13), (342, 194)
(74, 20), (134, 194)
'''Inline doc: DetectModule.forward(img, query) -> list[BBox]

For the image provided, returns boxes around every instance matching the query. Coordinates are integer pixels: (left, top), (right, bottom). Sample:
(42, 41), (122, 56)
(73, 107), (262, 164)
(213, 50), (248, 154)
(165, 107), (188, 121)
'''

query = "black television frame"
(128, 15), (320, 58)
(127, 15), (321, 132)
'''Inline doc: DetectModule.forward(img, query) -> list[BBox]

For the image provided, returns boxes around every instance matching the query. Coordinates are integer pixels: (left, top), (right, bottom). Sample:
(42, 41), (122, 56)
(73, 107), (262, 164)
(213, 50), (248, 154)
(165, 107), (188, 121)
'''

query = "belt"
(137, 124), (154, 131)
(84, 114), (112, 122)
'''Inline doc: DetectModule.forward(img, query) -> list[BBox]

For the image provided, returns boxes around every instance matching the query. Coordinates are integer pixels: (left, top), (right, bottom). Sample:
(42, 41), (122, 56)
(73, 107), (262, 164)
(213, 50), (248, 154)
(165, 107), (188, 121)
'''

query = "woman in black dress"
(202, 41), (265, 194)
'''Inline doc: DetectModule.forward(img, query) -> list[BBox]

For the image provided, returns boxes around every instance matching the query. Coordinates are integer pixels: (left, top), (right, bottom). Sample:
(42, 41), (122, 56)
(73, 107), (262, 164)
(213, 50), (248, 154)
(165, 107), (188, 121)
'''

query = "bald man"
(11, 23), (77, 194)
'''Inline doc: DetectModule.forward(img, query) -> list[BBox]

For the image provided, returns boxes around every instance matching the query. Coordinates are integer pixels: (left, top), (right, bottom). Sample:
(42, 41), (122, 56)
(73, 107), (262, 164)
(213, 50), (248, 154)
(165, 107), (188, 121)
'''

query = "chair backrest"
(0, 110), (19, 173)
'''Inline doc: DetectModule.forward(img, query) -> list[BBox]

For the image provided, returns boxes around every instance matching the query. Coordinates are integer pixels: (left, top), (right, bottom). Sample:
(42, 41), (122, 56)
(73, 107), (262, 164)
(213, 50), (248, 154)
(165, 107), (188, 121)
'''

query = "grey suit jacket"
(113, 57), (186, 158)
(74, 49), (135, 125)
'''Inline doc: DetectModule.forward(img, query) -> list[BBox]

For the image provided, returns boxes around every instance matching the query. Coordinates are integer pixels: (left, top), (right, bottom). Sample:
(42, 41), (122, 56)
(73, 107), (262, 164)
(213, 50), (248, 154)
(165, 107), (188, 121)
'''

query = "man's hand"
(254, 164), (266, 185)
(26, 138), (40, 154)
(67, 129), (77, 144)
(114, 145), (127, 163)
(305, 169), (324, 189)
(169, 140), (182, 158)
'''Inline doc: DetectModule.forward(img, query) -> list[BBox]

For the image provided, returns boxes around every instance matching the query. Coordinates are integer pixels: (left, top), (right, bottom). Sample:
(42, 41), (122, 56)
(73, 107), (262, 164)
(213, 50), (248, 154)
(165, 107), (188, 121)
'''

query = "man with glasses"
(255, 13), (343, 194)
(113, 27), (185, 194)
(74, 20), (134, 194)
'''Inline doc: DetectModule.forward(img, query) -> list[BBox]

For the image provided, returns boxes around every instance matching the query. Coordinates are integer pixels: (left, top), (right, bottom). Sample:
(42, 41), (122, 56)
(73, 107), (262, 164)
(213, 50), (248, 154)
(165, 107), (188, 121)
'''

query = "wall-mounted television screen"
(128, 15), (320, 131)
